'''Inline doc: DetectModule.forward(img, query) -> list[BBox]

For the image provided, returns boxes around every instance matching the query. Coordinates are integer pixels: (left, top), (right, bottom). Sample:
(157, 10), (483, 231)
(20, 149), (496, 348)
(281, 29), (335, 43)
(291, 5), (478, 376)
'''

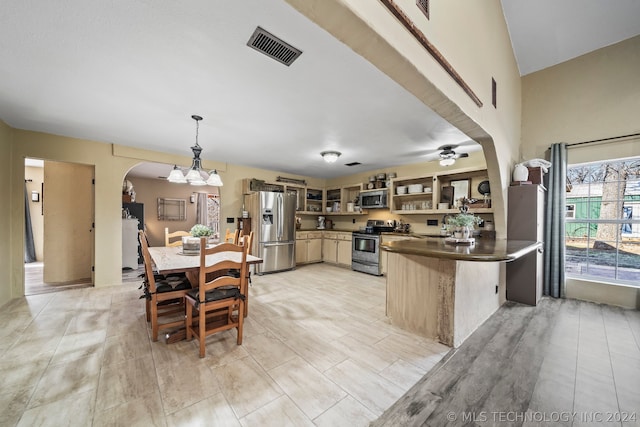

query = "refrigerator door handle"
(262, 241), (292, 247)
(277, 194), (283, 240)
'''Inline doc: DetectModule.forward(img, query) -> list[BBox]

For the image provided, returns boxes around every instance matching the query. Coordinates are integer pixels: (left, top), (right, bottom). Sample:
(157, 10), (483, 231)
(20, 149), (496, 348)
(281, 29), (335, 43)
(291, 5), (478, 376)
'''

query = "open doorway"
(123, 162), (220, 244)
(24, 158), (95, 295)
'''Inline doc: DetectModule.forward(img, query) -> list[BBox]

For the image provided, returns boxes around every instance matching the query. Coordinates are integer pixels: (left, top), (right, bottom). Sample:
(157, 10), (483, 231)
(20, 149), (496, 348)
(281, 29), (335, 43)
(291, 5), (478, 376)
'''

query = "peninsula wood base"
(385, 252), (501, 347)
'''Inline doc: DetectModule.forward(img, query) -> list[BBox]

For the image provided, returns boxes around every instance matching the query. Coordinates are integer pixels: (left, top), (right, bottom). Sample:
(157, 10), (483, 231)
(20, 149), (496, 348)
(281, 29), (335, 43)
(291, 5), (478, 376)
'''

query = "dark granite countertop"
(296, 228), (355, 233)
(380, 238), (541, 262)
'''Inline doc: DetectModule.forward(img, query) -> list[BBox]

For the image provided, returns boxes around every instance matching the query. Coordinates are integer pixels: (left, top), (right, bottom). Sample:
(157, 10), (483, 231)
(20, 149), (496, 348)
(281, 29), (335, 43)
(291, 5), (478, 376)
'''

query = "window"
(565, 157), (640, 286)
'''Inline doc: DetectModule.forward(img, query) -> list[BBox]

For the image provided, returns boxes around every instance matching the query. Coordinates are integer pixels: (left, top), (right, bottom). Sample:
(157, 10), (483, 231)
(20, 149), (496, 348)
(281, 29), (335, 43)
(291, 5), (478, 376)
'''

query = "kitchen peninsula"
(381, 238), (540, 347)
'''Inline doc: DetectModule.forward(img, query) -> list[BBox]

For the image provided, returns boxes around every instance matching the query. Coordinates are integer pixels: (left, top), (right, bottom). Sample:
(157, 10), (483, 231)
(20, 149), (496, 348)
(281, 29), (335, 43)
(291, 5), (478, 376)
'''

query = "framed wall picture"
(450, 179), (470, 205)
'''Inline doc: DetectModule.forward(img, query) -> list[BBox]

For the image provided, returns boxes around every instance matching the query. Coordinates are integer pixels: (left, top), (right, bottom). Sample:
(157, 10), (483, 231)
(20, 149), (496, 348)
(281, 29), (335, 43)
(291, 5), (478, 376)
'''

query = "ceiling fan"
(435, 145), (469, 166)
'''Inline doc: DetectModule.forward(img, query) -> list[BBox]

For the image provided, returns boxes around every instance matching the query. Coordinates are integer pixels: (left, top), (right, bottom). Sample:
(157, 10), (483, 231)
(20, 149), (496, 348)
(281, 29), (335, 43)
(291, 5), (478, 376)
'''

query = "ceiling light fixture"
(321, 150), (341, 163)
(439, 158), (456, 167)
(167, 115), (223, 186)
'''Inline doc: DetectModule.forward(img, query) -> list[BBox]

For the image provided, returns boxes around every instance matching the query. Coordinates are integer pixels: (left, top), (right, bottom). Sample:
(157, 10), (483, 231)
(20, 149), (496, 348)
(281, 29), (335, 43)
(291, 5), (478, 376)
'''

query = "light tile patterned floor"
(0, 263), (450, 426)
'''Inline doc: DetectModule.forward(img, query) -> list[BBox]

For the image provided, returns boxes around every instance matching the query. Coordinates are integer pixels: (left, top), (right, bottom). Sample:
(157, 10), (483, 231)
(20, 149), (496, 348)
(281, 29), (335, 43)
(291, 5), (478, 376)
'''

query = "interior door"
(43, 161), (94, 284)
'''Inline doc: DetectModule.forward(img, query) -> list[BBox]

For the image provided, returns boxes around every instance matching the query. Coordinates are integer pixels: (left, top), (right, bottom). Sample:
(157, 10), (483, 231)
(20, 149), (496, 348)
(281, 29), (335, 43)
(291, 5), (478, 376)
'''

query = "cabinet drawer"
(307, 231), (323, 239)
(296, 232), (308, 240)
(337, 233), (352, 241)
(323, 231), (338, 239)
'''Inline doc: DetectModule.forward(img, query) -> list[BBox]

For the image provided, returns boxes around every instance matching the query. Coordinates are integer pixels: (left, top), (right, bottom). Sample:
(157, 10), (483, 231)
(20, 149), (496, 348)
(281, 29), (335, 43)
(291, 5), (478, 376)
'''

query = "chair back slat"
(198, 239), (248, 301)
(165, 228), (191, 247)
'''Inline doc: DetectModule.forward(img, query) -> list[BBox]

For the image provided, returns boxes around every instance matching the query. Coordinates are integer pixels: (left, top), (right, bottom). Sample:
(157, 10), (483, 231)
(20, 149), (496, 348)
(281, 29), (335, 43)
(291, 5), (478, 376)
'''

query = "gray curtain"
(24, 183), (37, 263)
(543, 143), (567, 298)
(196, 192), (208, 226)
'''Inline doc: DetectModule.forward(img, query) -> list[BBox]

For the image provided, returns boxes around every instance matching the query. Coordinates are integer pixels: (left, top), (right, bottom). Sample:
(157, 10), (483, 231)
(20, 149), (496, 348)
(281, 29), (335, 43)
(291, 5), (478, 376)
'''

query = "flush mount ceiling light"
(167, 115), (223, 187)
(321, 151), (341, 163)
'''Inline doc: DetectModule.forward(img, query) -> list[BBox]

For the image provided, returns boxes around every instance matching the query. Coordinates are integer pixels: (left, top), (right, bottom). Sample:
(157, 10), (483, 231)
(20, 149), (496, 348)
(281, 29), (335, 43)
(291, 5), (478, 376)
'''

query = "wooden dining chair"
(185, 237), (248, 358)
(139, 230), (192, 341)
(165, 227), (190, 247)
(224, 228), (240, 244)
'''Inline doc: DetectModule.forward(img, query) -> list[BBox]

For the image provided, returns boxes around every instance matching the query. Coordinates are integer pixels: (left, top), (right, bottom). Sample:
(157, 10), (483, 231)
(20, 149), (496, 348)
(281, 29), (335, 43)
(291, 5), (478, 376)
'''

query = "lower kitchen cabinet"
(322, 231), (352, 267)
(295, 231), (323, 265)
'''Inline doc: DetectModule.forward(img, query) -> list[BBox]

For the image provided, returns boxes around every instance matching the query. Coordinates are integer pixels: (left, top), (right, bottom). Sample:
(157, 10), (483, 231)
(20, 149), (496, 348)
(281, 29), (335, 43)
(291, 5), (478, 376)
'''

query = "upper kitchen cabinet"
(390, 167), (493, 215)
(242, 178), (324, 215)
(324, 183), (366, 215)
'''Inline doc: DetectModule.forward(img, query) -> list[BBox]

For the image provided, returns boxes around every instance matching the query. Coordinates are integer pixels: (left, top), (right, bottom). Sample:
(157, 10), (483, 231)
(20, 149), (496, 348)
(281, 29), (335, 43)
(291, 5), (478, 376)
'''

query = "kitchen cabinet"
(506, 185), (544, 305)
(295, 231), (323, 264)
(242, 179), (325, 215)
(322, 231), (352, 266)
(390, 167), (493, 215)
(324, 183), (366, 215)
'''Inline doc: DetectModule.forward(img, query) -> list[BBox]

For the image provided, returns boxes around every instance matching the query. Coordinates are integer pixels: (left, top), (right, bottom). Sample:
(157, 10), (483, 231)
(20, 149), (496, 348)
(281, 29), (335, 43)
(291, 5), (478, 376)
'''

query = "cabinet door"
(308, 238), (323, 263)
(295, 239), (307, 264)
(322, 238), (337, 263)
(337, 239), (352, 266)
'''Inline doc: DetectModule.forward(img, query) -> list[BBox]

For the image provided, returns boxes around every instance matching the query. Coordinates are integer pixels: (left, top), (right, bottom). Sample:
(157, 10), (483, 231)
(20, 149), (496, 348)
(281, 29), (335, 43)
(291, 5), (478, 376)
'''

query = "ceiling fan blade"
(454, 152), (469, 159)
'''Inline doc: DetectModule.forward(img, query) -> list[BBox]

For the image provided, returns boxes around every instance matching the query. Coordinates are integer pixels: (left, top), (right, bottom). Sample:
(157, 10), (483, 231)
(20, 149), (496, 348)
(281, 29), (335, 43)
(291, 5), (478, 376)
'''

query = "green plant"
(190, 224), (213, 237)
(446, 213), (482, 228)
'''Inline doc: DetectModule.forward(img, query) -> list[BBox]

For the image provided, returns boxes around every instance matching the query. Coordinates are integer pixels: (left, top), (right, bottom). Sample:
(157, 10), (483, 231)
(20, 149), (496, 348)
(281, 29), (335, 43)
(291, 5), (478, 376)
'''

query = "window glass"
(565, 157), (640, 285)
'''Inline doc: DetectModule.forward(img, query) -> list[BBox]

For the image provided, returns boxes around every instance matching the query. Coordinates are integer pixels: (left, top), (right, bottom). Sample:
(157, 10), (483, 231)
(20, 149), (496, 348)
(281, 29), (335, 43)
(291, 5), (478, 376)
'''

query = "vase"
(461, 226), (471, 239)
(182, 236), (200, 254)
(513, 163), (529, 182)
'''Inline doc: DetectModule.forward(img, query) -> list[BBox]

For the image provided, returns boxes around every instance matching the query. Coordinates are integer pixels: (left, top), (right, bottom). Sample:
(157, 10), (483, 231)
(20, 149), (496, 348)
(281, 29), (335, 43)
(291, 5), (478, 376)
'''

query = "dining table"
(147, 245), (263, 343)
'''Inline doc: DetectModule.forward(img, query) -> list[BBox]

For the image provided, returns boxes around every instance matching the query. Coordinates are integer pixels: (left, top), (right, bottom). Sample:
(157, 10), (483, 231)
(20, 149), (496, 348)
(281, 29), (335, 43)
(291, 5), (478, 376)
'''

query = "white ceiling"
(501, 0), (640, 76)
(4, 1), (639, 180)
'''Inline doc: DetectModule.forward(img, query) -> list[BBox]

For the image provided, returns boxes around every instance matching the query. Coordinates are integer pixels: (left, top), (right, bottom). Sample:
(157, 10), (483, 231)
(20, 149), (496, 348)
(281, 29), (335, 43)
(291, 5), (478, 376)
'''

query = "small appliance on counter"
(317, 216), (326, 229)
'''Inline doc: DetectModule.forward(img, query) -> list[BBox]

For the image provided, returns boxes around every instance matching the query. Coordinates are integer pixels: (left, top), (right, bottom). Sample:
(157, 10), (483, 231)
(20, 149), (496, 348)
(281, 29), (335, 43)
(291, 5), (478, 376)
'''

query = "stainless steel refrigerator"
(249, 191), (296, 274)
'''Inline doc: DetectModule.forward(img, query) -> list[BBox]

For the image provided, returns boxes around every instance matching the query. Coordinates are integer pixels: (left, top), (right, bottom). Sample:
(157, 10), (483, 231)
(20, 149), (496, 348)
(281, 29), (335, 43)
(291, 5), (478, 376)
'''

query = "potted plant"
(446, 213), (482, 239)
(182, 224), (213, 253)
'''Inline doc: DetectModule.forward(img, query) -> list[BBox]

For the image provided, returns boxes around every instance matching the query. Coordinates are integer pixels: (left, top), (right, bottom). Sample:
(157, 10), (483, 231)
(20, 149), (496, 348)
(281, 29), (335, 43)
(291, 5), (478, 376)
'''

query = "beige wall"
(0, 120), (12, 305)
(25, 165), (44, 261)
(522, 35), (640, 307)
(126, 176), (204, 247)
(522, 35), (640, 160)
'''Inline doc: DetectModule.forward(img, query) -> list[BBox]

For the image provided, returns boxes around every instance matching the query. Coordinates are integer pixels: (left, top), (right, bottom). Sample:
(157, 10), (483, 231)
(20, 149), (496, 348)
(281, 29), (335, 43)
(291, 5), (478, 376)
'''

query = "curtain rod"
(566, 132), (640, 148)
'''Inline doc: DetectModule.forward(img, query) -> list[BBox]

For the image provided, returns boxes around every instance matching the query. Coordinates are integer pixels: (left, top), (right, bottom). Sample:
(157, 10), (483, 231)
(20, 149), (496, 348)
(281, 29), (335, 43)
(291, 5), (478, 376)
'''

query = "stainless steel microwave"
(359, 190), (388, 209)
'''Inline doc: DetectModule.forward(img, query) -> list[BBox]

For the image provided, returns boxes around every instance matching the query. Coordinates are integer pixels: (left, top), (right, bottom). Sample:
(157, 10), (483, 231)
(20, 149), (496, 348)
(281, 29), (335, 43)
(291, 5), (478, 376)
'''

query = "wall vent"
(416, 0), (429, 19)
(247, 27), (302, 66)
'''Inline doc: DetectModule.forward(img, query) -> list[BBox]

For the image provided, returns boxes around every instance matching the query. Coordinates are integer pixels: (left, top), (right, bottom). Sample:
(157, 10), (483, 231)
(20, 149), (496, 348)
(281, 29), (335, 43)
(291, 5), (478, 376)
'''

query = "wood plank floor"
(372, 298), (640, 426)
(24, 262), (92, 296)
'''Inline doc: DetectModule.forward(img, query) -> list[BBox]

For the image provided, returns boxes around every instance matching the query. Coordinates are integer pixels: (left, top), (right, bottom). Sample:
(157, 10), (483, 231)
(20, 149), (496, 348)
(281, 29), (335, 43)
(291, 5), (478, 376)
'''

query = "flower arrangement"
(190, 224), (213, 237)
(446, 213), (482, 229)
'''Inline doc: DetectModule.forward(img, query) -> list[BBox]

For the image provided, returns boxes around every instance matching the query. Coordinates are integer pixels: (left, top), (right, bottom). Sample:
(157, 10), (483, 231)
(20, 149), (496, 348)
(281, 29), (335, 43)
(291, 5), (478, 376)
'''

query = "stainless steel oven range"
(352, 220), (395, 276)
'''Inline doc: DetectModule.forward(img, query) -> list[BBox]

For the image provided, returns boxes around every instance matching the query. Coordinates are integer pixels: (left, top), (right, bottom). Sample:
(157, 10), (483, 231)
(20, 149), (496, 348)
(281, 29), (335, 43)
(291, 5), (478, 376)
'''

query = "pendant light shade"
(167, 115), (224, 186)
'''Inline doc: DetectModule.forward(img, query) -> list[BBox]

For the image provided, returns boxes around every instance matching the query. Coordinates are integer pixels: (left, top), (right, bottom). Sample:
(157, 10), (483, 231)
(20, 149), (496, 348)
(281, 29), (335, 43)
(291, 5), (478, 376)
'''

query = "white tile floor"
(0, 263), (451, 426)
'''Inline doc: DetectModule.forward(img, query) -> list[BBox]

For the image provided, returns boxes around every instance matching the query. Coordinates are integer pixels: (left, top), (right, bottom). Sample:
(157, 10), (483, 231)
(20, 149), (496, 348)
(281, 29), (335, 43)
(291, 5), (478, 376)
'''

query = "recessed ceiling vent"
(247, 26), (302, 66)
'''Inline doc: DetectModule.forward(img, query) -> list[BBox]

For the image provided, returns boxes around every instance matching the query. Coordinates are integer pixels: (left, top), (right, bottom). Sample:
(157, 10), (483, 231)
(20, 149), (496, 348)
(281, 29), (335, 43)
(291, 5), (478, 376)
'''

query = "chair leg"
(199, 306), (207, 358)
(145, 298), (151, 322)
(237, 300), (244, 345)
(151, 298), (159, 342)
(185, 300), (193, 341)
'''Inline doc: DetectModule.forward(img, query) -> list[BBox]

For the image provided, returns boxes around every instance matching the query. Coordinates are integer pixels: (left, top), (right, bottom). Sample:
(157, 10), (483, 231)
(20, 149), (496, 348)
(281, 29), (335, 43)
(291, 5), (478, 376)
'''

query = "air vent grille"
(416, 0), (429, 19)
(247, 27), (302, 66)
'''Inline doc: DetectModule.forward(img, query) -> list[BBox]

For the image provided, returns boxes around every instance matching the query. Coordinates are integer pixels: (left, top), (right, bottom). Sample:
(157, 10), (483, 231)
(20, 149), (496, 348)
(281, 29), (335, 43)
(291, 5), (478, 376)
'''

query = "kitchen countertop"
(380, 238), (540, 262)
(296, 228), (355, 233)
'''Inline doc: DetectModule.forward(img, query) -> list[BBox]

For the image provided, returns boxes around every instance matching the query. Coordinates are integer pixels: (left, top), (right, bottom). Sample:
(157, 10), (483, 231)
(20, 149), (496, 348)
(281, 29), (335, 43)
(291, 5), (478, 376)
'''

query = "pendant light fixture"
(167, 115), (224, 186)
